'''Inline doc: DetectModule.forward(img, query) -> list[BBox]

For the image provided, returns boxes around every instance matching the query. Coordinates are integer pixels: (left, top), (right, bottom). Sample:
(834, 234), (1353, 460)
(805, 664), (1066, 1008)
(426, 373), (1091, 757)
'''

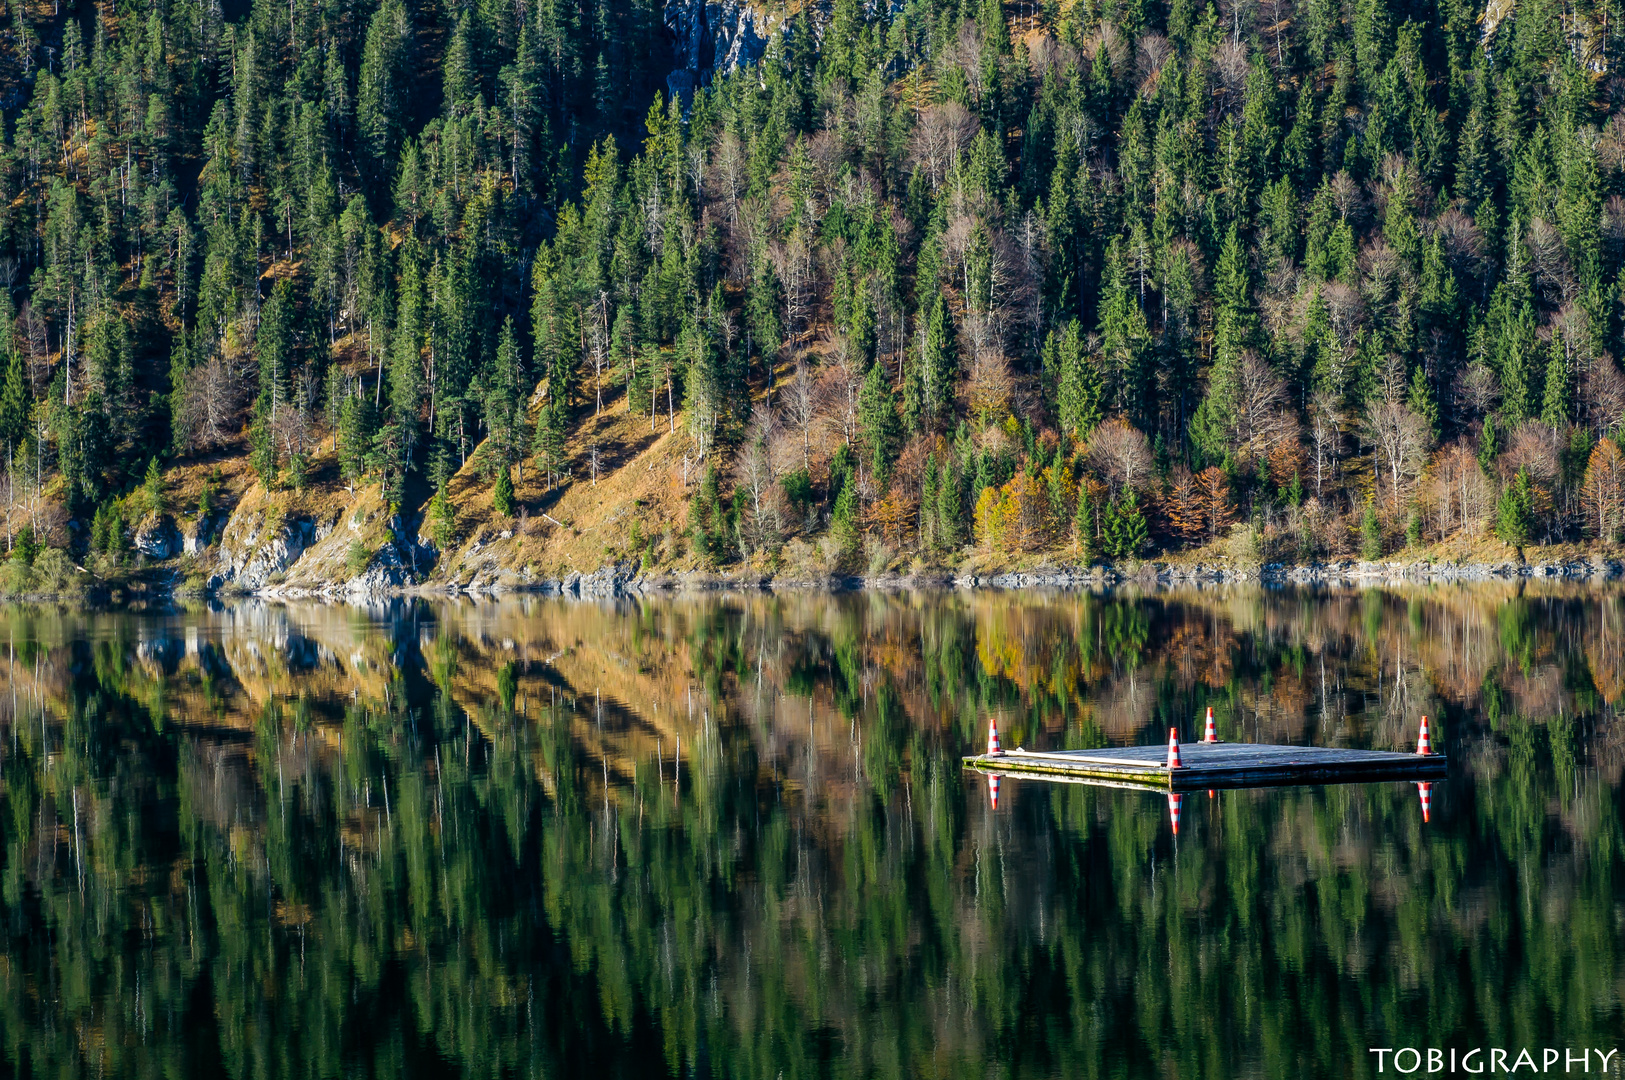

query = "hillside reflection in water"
(0, 585), (1621, 1078)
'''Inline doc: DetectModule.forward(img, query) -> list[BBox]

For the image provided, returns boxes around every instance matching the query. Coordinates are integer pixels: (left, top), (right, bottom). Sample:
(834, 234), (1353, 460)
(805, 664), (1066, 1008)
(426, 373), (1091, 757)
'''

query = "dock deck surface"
(963, 743), (1447, 790)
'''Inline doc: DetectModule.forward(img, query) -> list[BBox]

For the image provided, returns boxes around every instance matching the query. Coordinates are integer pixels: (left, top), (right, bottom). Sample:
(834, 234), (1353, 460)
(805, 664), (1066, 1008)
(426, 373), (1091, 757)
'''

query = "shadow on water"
(0, 584), (1621, 1077)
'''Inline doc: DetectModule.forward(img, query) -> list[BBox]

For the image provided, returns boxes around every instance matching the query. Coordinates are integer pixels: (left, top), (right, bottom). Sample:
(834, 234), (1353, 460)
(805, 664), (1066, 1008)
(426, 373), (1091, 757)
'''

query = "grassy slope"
(422, 383), (713, 585)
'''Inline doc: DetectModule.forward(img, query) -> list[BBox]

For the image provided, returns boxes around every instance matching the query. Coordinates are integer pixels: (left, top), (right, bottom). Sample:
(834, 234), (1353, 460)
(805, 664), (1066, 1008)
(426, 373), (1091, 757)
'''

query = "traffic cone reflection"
(1167, 728), (1183, 769)
(1168, 792), (1183, 835)
(1203, 707), (1218, 743)
(988, 774), (1000, 811)
(1417, 782), (1431, 823)
(1416, 714), (1432, 755)
(987, 718), (1003, 756)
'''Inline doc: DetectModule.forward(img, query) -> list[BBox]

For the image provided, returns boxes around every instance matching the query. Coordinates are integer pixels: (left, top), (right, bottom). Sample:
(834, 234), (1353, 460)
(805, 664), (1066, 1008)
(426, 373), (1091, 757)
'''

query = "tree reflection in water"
(0, 585), (1621, 1077)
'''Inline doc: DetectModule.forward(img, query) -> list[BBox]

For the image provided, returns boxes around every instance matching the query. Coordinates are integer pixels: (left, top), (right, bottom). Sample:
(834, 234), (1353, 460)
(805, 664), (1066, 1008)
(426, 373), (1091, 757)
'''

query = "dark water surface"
(0, 586), (1622, 1078)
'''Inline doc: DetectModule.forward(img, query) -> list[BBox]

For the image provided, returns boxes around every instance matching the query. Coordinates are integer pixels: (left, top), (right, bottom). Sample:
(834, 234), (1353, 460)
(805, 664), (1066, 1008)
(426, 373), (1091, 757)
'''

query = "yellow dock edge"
(962, 754), (1173, 787)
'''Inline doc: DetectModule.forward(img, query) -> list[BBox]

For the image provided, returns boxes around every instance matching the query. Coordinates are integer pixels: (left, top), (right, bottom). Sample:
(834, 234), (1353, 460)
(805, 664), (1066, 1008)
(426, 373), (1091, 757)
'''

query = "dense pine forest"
(0, 0), (1623, 580)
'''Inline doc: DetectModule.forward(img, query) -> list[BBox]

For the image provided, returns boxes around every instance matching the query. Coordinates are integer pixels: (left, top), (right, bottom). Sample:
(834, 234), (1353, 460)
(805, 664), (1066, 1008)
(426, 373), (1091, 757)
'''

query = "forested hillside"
(0, 0), (1622, 584)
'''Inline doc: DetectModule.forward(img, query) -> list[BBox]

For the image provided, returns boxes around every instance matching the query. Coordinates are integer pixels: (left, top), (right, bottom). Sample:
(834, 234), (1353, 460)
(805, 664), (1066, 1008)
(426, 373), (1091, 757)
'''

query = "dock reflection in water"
(976, 768), (1446, 834)
(0, 584), (1620, 1078)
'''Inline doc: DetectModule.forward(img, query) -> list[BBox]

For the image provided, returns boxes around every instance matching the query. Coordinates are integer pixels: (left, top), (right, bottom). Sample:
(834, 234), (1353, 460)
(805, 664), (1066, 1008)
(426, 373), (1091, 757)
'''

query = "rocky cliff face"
(208, 484), (430, 598)
(665, 0), (781, 95)
(211, 508), (327, 591)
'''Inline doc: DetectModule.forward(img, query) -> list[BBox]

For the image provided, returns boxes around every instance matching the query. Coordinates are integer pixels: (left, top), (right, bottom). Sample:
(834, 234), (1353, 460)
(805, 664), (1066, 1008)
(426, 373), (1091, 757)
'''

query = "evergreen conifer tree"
(935, 455), (962, 551)
(1074, 485), (1095, 563)
(493, 465), (515, 517)
(1361, 497), (1383, 560)
(831, 476), (859, 556)
(858, 361), (901, 486)
(1496, 468), (1534, 547)
(1541, 334), (1571, 428)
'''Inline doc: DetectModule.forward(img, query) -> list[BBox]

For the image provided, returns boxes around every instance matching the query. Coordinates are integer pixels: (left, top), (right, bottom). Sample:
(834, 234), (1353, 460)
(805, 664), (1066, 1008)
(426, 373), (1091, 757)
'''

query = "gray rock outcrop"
(666, 0), (780, 94)
(183, 512), (221, 555)
(211, 511), (318, 590)
(343, 542), (410, 597)
(135, 516), (182, 559)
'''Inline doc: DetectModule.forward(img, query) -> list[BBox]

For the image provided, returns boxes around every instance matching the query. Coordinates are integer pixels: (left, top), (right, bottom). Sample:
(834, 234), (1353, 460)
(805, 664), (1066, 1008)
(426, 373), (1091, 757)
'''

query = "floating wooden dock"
(962, 743), (1447, 791)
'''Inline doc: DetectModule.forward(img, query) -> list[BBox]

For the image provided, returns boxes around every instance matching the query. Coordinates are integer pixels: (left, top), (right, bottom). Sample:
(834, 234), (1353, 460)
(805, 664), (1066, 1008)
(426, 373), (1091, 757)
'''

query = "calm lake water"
(0, 586), (1621, 1078)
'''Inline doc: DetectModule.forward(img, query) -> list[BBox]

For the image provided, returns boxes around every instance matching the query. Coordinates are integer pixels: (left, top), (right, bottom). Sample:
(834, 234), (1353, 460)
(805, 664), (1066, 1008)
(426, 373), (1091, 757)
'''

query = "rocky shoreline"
(340, 553), (1622, 601)
(12, 553), (1624, 607)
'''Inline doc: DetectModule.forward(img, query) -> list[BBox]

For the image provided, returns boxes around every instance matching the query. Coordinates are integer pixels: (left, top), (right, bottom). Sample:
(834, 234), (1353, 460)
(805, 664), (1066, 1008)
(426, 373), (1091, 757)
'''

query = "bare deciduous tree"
(1497, 420), (1562, 490)
(818, 339), (865, 449)
(1232, 350), (1298, 462)
(1257, 0), (1295, 67)
(734, 405), (782, 554)
(1373, 351), (1408, 404)
(1581, 357), (1625, 435)
(1311, 280), (1365, 395)
(909, 102), (978, 192)
(1087, 417), (1155, 499)
(1213, 40), (1250, 108)
(0, 468), (15, 553)
(1308, 392), (1345, 496)
(1526, 217), (1577, 306)
(1432, 207), (1489, 282)
(770, 226), (816, 346)
(1429, 440), (1495, 537)
(1360, 239), (1410, 330)
(1134, 32), (1172, 87)
(1455, 362), (1501, 422)
(1363, 398), (1432, 514)
(179, 355), (246, 451)
(784, 359), (824, 471)
(272, 405), (312, 466)
(711, 129), (747, 228)
(1330, 170), (1365, 223)
(1030, 35), (1083, 80)
(1601, 120), (1625, 175)
(588, 291), (610, 416)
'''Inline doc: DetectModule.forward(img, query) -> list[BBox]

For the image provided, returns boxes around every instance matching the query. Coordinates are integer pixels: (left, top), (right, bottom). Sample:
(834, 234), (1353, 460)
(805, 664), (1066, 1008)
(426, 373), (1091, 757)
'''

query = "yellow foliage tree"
(1582, 439), (1625, 543)
(974, 485), (1003, 550)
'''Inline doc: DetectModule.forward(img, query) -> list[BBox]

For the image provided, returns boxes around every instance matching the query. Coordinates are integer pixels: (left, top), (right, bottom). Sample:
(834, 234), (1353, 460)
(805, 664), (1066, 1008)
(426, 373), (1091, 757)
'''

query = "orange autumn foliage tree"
(868, 485), (918, 547)
(1198, 467), (1235, 539)
(1267, 439), (1307, 488)
(1162, 466), (1205, 542)
(1582, 438), (1625, 542)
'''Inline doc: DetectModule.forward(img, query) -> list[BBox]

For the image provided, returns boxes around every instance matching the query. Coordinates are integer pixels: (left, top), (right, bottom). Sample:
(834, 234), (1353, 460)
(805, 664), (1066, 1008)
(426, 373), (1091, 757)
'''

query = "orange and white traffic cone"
(1208, 789), (1215, 799)
(1167, 728), (1183, 769)
(1203, 706), (1218, 743)
(1417, 781), (1431, 823)
(989, 774), (1000, 811)
(1416, 714), (1432, 756)
(987, 718), (1003, 756)
(1169, 792), (1183, 835)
